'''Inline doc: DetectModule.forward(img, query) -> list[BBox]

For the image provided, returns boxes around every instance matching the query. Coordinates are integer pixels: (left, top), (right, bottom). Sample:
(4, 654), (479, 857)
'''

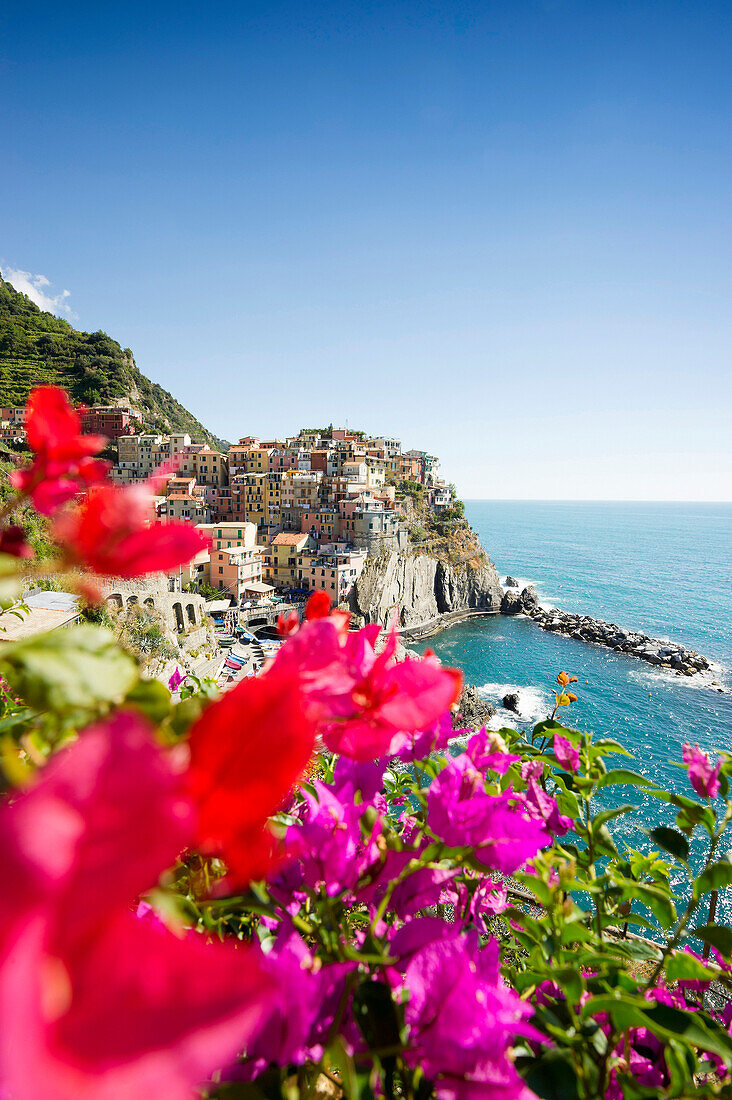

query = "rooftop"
(273, 532), (309, 545)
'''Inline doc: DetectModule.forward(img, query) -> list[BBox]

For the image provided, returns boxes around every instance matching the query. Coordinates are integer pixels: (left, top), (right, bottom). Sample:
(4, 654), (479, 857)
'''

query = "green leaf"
(597, 769), (654, 789)
(692, 923), (732, 959)
(665, 952), (717, 983)
(593, 738), (632, 757)
(124, 678), (171, 723)
(0, 625), (138, 714)
(593, 804), (635, 829)
(648, 826), (690, 863)
(583, 994), (732, 1066)
(523, 1052), (580, 1100)
(694, 860), (732, 898)
(609, 876), (676, 929)
(593, 822), (619, 857)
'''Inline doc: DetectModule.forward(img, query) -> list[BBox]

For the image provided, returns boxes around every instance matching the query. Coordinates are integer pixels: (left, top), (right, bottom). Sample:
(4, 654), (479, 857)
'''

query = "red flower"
(187, 664), (318, 884)
(277, 609), (300, 637)
(0, 713), (273, 1100)
(53, 480), (209, 578)
(10, 386), (109, 515)
(305, 589), (332, 620)
(272, 614), (463, 761)
(0, 524), (34, 559)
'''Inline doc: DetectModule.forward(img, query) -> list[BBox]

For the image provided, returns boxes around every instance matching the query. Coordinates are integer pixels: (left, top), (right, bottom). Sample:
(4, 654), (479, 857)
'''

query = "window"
(219, 567), (223, 574)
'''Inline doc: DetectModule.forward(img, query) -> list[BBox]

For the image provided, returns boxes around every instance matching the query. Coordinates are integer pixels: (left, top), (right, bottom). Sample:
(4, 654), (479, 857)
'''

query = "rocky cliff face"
(349, 550), (503, 629)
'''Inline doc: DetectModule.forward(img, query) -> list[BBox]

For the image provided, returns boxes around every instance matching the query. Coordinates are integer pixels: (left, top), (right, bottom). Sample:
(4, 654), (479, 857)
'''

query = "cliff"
(349, 548), (503, 632)
(0, 274), (226, 448)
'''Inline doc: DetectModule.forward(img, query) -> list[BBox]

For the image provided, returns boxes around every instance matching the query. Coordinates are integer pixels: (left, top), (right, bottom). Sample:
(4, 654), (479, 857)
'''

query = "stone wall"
(98, 576), (207, 636)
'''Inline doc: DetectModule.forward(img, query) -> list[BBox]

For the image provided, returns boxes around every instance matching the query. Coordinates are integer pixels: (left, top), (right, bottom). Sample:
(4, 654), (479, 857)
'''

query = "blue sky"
(1, 0), (730, 499)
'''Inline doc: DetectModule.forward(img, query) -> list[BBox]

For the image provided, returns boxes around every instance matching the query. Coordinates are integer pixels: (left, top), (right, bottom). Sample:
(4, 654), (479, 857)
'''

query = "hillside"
(0, 274), (226, 448)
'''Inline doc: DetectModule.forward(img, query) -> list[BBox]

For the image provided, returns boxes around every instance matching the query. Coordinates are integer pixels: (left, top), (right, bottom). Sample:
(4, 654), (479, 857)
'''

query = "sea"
(417, 501), (732, 919)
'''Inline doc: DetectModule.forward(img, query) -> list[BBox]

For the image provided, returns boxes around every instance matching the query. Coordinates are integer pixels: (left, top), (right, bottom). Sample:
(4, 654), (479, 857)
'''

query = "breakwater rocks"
(454, 683), (496, 730)
(350, 550), (503, 632)
(508, 586), (711, 677)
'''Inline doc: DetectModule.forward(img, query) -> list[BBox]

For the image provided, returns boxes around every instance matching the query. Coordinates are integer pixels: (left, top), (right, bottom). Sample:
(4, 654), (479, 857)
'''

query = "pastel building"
(296, 544), (368, 605)
(266, 532), (316, 589)
(81, 405), (142, 438)
(202, 523), (267, 602)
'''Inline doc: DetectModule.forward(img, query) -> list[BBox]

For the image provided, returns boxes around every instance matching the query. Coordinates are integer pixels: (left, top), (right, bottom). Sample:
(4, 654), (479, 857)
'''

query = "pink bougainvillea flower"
(304, 589), (333, 620)
(10, 386), (110, 515)
(187, 663), (318, 884)
(168, 667), (185, 692)
(466, 728), (520, 775)
(277, 608), (300, 637)
(520, 760), (573, 838)
(554, 734), (580, 773)
(427, 755), (548, 874)
(682, 742), (721, 799)
(0, 524), (34, 559)
(53, 479), (209, 578)
(0, 712), (273, 1100)
(395, 711), (454, 764)
(231, 923), (357, 1082)
(272, 612), (462, 761)
(404, 930), (540, 1100)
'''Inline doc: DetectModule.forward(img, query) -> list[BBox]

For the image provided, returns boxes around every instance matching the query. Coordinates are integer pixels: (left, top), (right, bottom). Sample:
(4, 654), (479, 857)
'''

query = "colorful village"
(2, 404), (454, 689)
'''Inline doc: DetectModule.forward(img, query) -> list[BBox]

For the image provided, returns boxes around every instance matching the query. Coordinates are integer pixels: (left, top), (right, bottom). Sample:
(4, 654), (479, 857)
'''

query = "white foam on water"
(478, 682), (553, 725)
(628, 660), (731, 696)
(499, 574), (557, 611)
(500, 574), (535, 591)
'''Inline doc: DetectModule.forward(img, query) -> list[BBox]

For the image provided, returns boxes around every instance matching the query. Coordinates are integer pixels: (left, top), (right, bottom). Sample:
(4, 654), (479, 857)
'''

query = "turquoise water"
(418, 502), (732, 914)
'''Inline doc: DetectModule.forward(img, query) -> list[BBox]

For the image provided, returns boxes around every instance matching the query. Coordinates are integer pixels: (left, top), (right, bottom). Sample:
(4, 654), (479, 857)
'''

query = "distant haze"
(2, 1), (730, 500)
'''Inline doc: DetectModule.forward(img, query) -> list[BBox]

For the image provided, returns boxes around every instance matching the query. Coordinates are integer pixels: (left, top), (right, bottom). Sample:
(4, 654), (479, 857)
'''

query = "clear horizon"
(2, 1), (730, 502)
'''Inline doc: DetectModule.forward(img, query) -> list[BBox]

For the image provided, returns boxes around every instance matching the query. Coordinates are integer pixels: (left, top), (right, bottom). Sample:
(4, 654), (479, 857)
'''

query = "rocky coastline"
(350, 549), (503, 634)
(501, 583), (712, 679)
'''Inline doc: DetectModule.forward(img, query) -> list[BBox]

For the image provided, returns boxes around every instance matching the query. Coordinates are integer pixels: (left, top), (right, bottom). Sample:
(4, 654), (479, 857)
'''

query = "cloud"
(2, 266), (77, 320)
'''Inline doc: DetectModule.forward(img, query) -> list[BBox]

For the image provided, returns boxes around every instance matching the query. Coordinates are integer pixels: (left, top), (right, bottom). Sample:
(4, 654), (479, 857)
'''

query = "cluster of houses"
(109, 424), (451, 608)
(1, 400), (452, 611)
(0, 402), (143, 446)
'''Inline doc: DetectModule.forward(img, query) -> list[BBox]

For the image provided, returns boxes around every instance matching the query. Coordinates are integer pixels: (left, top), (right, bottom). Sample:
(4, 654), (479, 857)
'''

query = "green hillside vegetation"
(0, 274), (227, 449)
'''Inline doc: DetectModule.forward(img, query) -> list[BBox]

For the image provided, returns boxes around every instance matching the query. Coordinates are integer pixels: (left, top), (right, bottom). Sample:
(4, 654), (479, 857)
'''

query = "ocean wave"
(627, 660), (731, 696)
(500, 574), (556, 611)
(500, 574), (533, 590)
(478, 682), (553, 725)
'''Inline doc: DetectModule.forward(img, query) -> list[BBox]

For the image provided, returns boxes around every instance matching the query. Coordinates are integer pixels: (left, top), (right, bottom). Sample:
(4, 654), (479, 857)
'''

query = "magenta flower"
(682, 742), (721, 799)
(520, 760), (573, 838)
(403, 930), (540, 1100)
(427, 755), (548, 874)
(271, 616), (462, 761)
(168, 666), (185, 692)
(466, 728), (520, 775)
(285, 776), (381, 898)
(232, 925), (354, 1079)
(554, 734), (580, 772)
(0, 713), (273, 1100)
(395, 711), (454, 763)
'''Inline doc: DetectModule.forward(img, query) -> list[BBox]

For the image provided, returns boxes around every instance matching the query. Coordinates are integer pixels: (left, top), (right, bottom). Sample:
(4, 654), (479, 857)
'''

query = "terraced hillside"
(0, 274), (225, 447)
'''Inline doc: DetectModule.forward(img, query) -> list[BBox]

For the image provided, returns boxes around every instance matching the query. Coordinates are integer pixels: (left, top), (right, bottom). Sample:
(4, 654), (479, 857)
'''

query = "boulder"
(502, 692), (520, 713)
(504, 575), (519, 588)
(520, 585), (540, 613)
(455, 684), (496, 731)
(500, 590), (523, 615)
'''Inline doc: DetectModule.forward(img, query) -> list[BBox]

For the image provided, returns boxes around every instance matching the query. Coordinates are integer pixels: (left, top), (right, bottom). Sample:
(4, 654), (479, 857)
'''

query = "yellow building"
(194, 447), (228, 487)
(267, 532), (315, 589)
